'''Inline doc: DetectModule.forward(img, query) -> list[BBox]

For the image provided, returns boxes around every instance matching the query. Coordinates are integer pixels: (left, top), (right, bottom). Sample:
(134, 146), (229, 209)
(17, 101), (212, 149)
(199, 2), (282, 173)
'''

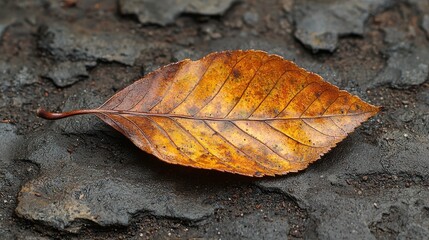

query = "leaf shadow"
(100, 128), (256, 193)
(84, 124), (373, 197)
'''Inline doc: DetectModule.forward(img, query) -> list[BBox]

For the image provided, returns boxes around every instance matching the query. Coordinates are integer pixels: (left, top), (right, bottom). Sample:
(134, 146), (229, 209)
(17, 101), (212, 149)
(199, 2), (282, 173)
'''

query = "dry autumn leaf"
(37, 50), (380, 177)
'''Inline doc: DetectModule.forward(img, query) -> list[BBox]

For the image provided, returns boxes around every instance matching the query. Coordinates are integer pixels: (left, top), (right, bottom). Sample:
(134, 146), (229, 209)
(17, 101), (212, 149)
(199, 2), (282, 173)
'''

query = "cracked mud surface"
(0, 0), (428, 239)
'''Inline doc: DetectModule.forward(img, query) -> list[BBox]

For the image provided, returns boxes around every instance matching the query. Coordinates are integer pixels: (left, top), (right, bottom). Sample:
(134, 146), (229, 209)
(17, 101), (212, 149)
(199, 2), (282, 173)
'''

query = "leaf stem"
(36, 108), (98, 120)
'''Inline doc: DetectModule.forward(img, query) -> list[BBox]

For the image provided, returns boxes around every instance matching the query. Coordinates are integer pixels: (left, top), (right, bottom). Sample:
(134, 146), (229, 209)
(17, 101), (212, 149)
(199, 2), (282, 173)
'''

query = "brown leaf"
(37, 50), (380, 177)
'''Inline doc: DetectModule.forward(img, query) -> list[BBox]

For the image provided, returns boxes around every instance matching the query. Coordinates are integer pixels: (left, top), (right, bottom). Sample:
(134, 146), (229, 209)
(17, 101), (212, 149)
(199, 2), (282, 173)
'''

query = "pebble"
(243, 11), (259, 25)
(38, 23), (145, 66)
(119, 0), (238, 25)
(293, 0), (393, 52)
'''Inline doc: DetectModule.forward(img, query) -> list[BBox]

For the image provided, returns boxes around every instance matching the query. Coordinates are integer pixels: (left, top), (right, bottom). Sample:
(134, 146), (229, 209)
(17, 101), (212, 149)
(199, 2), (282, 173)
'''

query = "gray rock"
(0, 61), (39, 92)
(119, 0), (238, 25)
(14, 66), (38, 87)
(43, 61), (96, 87)
(185, 0), (237, 15)
(293, 0), (393, 52)
(0, 124), (36, 238)
(38, 23), (145, 65)
(367, 6), (429, 90)
(382, 27), (411, 50)
(243, 11), (259, 26)
(422, 15), (429, 39)
(295, 28), (338, 53)
(257, 131), (429, 239)
(0, 57), (44, 110)
(0, 124), (23, 165)
(372, 48), (429, 89)
(16, 168), (216, 231)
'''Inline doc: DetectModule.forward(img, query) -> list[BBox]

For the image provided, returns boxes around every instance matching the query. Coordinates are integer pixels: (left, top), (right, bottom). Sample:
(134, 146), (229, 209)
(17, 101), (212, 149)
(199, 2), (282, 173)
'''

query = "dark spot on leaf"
(233, 69), (241, 78)
(188, 106), (199, 115)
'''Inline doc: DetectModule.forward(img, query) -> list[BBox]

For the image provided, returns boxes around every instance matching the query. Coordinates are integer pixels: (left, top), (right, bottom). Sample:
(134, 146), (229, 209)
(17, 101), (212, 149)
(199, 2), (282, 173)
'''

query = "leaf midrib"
(93, 109), (375, 121)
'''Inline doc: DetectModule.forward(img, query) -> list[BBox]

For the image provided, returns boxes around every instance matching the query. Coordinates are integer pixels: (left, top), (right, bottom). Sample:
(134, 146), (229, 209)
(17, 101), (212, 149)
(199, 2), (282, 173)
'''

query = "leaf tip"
(370, 104), (382, 117)
(375, 105), (383, 112)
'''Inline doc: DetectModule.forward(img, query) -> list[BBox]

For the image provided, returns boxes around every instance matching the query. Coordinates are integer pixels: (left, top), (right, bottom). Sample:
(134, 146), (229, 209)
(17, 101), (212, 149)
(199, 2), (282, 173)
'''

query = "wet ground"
(0, 0), (428, 239)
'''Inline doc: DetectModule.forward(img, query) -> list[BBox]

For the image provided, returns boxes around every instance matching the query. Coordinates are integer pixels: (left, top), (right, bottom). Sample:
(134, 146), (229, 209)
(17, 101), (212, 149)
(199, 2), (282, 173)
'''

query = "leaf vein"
(203, 121), (270, 172)
(300, 89), (329, 117)
(224, 56), (273, 118)
(144, 116), (198, 164)
(168, 55), (217, 113)
(193, 53), (250, 117)
(248, 69), (295, 118)
(114, 114), (163, 158)
(167, 117), (233, 170)
(230, 121), (289, 162)
(94, 109), (376, 121)
(127, 82), (153, 111)
(147, 62), (185, 112)
(301, 119), (342, 138)
(274, 73), (316, 118)
(99, 87), (132, 110)
(345, 99), (357, 114)
(264, 121), (329, 148)
(322, 94), (341, 115)
(328, 118), (347, 134)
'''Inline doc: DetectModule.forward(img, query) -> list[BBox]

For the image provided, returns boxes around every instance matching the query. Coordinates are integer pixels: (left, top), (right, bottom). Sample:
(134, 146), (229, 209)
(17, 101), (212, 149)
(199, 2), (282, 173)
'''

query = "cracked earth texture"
(0, 0), (428, 239)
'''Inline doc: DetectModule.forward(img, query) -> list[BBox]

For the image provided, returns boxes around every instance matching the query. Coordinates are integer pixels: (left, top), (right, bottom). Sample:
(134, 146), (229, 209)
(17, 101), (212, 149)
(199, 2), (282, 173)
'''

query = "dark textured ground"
(0, 0), (428, 239)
